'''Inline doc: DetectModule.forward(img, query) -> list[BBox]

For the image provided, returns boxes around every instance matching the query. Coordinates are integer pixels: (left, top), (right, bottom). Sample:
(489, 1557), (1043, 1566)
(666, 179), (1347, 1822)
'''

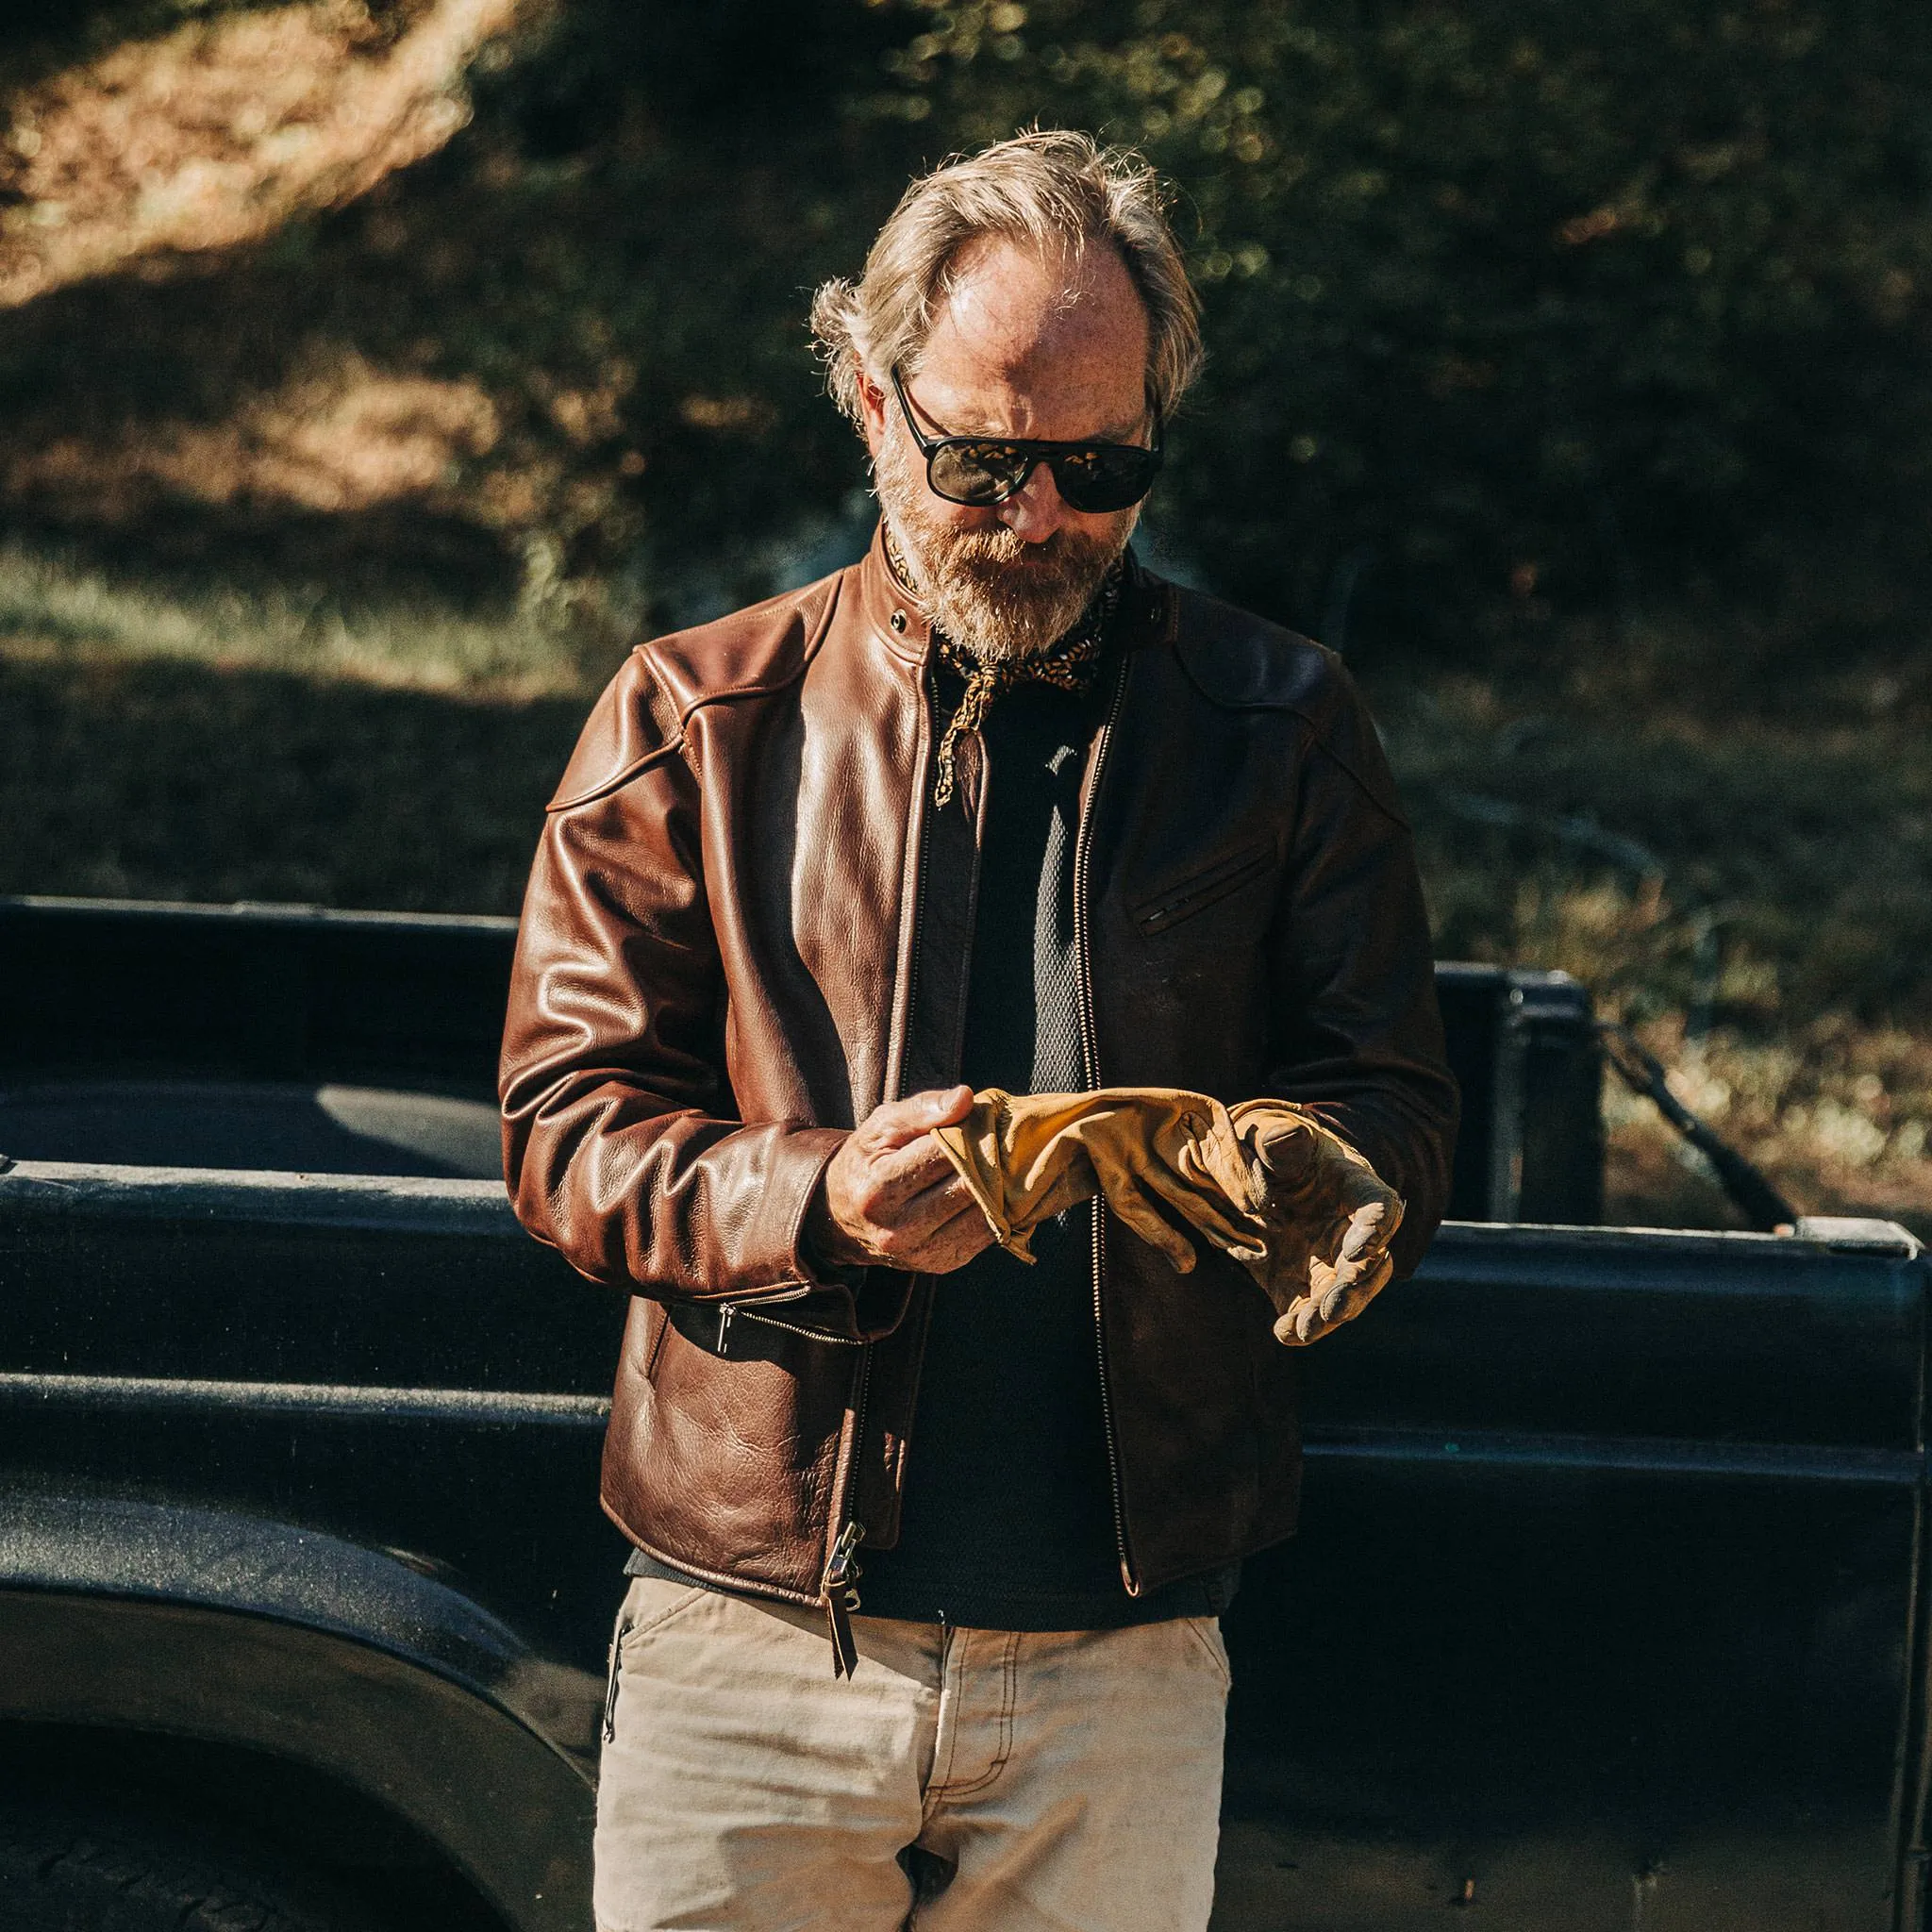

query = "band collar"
(858, 522), (933, 661)
(854, 520), (1177, 664)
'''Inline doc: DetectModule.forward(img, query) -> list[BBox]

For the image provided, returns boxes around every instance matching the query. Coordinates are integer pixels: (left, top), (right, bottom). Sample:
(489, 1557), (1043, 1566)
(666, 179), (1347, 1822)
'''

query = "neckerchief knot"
(885, 525), (1124, 809)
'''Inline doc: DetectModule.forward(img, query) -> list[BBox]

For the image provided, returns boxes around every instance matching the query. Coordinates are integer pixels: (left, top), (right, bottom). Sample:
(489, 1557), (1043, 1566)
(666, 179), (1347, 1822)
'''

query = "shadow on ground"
(0, 649), (584, 913)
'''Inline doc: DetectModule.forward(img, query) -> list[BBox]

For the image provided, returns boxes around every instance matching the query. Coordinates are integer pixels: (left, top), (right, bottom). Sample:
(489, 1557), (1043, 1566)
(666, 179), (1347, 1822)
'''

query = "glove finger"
(1137, 1161), (1265, 1262)
(1307, 1254), (1341, 1303)
(1011, 1166), (1102, 1240)
(1232, 1104), (1313, 1171)
(1318, 1249), (1393, 1324)
(1272, 1299), (1312, 1346)
(1104, 1185), (1201, 1274)
(1277, 1250), (1395, 1344)
(1281, 1295), (1325, 1345)
(1281, 1295), (1341, 1347)
(1336, 1198), (1392, 1265)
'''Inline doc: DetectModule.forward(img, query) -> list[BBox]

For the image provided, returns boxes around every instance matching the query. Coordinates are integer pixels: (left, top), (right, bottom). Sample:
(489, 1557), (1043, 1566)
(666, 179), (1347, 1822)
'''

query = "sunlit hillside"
(0, 0), (1927, 1235)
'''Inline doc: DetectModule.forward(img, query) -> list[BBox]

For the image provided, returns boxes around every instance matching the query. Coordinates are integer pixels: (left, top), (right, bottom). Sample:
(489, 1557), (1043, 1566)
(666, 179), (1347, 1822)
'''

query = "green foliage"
(8, 0), (1928, 662)
(859, 0), (1932, 647)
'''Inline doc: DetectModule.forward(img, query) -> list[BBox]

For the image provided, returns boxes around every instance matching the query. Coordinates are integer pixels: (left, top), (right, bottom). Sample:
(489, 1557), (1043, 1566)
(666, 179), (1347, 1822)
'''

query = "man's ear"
(857, 369), (889, 458)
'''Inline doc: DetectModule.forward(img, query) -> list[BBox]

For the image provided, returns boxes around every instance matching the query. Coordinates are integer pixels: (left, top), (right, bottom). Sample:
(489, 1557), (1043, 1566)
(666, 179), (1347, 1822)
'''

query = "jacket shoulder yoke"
(1168, 583), (1406, 824)
(547, 570), (843, 811)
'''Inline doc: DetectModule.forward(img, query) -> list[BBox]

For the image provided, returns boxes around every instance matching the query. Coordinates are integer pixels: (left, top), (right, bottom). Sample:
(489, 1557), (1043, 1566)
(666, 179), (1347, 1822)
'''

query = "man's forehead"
(916, 234), (1150, 432)
(936, 235), (1145, 360)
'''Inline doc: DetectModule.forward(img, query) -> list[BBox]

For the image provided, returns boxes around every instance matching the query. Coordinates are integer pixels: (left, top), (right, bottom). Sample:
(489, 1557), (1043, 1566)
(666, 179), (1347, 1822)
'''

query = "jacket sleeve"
(498, 653), (877, 1339)
(1261, 669), (1459, 1279)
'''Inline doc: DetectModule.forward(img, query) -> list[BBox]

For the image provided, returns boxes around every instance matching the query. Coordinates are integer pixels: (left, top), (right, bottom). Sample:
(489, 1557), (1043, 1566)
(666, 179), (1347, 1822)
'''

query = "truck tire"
(0, 1801), (389, 1932)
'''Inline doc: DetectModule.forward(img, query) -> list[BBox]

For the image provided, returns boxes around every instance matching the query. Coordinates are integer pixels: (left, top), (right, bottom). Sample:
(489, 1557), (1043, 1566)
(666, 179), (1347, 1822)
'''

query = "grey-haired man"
(501, 129), (1457, 1932)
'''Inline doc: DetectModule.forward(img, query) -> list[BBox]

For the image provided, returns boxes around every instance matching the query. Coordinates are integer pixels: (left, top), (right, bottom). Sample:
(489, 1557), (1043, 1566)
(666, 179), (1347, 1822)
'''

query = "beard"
(874, 425), (1137, 663)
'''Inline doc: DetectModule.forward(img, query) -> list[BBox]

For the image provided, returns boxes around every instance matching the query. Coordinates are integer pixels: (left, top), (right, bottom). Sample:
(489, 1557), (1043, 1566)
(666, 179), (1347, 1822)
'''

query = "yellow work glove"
(933, 1087), (1404, 1348)
(930, 1087), (1264, 1276)
(1228, 1100), (1405, 1345)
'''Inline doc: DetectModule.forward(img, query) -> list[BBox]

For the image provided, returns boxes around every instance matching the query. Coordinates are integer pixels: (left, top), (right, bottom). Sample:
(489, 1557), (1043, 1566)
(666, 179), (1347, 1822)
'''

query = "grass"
(1363, 626), (1932, 1239)
(0, 541), (591, 911)
(2, 538), (1925, 1239)
(0, 535), (616, 696)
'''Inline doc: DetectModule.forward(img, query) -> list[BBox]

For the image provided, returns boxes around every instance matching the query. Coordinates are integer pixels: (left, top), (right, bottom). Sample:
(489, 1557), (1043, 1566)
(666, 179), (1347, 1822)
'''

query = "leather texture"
(499, 525), (1459, 1609)
(931, 1086), (1403, 1347)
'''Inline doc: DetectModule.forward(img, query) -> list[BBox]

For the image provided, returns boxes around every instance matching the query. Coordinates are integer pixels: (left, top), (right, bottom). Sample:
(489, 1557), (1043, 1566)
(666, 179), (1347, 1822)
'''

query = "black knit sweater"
(852, 659), (1239, 1629)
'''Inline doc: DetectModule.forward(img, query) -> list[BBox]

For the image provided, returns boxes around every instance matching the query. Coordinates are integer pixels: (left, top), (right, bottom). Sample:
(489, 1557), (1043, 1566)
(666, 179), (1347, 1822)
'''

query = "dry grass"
(1602, 1016), (1932, 1239)
(1365, 653), (1932, 1237)
(5, 354), (502, 524)
(0, 537), (608, 693)
(0, 0), (523, 306)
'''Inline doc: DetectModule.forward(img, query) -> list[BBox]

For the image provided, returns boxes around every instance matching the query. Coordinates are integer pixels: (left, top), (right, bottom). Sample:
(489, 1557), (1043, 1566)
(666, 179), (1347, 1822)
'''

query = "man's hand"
(807, 1086), (997, 1274)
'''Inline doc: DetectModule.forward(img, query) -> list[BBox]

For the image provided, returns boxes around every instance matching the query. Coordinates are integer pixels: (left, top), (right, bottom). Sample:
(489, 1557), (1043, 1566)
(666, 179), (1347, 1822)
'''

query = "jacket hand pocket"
(1132, 839), (1276, 936)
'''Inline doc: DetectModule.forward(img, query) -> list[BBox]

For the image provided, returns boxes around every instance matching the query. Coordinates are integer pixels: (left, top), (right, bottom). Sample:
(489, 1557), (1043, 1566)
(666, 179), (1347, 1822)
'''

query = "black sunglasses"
(890, 366), (1163, 514)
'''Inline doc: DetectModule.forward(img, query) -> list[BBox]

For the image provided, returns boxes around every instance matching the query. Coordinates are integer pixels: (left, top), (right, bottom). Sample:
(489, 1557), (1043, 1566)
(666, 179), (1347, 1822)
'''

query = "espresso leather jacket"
(500, 528), (1457, 1630)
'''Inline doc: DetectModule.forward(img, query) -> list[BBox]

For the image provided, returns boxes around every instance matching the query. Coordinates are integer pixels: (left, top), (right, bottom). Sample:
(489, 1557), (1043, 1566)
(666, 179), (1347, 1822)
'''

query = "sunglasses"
(890, 366), (1163, 514)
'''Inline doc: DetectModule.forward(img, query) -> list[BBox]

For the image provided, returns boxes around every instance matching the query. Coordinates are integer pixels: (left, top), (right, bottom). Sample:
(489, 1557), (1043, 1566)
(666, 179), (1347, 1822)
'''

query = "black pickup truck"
(1, 895), (1924, 1932)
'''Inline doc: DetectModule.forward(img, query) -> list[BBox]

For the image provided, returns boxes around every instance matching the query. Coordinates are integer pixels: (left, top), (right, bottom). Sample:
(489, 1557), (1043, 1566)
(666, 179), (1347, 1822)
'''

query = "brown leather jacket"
(500, 528), (1457, 1629)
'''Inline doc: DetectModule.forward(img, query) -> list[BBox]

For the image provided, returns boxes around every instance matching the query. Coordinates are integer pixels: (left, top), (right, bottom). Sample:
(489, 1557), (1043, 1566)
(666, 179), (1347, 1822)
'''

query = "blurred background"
(0, 0), (1926, 1234)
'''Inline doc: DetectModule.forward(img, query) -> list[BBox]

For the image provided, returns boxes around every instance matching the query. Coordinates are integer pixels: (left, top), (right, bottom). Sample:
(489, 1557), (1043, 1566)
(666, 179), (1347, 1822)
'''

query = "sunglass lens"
(928, 441), (1029, 506)
(1052, 446), (1161, 513)
(924, 439), (1160, 511)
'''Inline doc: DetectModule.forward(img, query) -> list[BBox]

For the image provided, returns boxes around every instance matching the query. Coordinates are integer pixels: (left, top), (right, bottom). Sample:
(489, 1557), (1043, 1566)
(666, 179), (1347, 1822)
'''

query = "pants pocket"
(1179, 1614), (1233, 1691)
(604, 1579), (711, 1745)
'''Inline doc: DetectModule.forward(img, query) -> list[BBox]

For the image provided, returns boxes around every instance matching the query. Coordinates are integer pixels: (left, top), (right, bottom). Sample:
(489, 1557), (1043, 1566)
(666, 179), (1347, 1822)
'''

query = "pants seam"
(924, 1630), (1018, 1801)
(1179, 1613), (1232, 1691)
(922, 1628), (963, 1822)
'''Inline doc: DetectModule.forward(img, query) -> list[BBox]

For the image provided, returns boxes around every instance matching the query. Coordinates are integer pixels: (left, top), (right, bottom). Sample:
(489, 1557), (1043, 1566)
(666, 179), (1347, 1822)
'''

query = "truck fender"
(0, 1488), (598, 1932)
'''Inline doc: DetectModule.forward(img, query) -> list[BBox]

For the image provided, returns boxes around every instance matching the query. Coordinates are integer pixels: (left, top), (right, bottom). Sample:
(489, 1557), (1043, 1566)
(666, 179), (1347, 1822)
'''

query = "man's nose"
(995, 460), (1070, 542)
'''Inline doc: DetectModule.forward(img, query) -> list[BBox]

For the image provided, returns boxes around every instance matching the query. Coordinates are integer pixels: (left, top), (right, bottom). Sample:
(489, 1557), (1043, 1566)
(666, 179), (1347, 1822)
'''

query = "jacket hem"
(598, 1494), (827, 1609)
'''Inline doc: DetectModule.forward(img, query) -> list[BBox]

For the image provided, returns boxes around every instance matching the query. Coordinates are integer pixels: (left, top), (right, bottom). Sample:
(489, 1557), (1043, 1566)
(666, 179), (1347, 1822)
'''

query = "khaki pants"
(594, 1574), (1229, 1932)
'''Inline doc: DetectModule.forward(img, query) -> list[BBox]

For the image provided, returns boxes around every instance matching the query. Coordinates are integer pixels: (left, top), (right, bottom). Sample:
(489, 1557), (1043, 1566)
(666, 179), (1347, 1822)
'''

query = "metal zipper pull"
(822, 1518), (865, 1679)
(601, 1610), (628, 1744)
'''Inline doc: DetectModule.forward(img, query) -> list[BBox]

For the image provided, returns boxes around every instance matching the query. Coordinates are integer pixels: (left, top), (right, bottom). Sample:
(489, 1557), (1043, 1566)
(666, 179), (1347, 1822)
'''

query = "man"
(500, 130), (1457, 1932)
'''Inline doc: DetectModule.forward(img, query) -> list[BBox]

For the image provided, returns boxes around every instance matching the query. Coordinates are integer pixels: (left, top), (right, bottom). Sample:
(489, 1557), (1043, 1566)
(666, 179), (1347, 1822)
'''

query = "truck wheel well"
(0, 1722), (511, 1932)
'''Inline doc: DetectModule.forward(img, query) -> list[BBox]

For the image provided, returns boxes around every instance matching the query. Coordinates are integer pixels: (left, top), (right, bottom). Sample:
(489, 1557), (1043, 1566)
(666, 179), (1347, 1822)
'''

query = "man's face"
(860, 233), (1153, 661)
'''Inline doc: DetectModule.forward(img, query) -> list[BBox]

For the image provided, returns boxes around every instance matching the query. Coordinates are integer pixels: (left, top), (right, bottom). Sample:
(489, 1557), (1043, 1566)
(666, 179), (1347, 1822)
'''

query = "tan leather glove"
(1228, 1100), (1405, 1345)
(930, 1087), (1264, 1275)
(934, 1087), (1404, 1348)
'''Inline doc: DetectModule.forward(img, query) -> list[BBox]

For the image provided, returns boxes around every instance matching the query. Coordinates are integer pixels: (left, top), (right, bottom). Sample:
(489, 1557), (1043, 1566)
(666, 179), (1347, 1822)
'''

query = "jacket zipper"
(713, 1285), (848, 1357)
(819, 646), (936, 1675)
(1074, 653), (1137, 1594)
(730, 1306), (862, 1346)
(822, 1481), (867, 1676)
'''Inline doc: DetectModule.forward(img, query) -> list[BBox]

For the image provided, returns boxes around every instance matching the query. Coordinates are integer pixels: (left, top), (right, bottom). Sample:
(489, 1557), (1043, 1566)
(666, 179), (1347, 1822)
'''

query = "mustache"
(947, 525), (1111, 576)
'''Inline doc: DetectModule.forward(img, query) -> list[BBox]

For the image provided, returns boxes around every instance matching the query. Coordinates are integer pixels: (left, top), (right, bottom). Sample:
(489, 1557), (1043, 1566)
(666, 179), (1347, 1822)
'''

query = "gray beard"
(874, 428), (1135, 664)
